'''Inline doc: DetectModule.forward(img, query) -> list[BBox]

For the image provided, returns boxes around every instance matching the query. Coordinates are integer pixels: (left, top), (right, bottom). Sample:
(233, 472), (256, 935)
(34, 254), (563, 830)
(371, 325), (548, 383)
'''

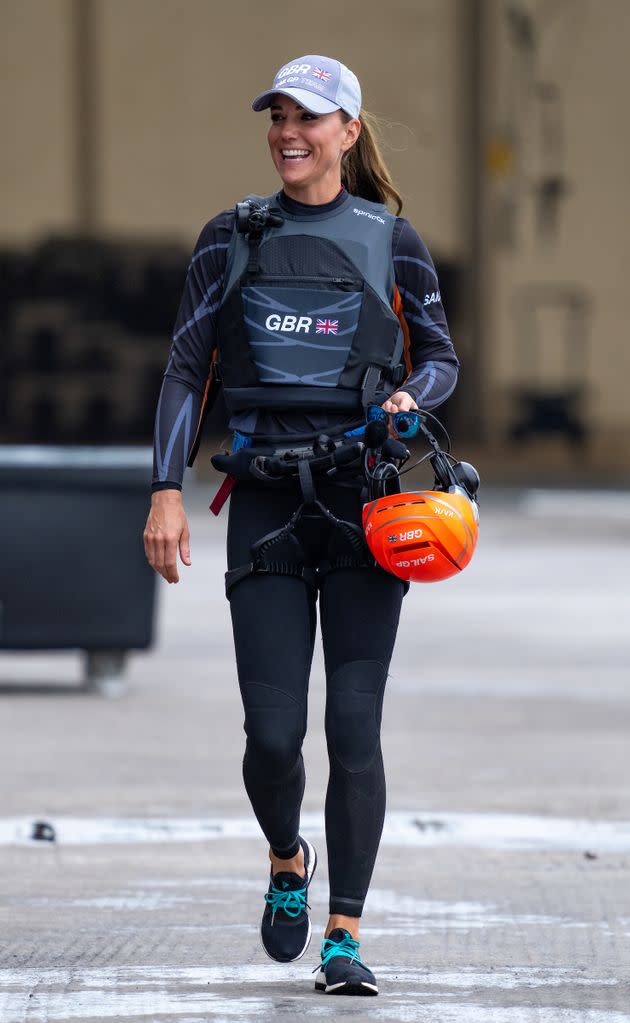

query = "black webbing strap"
(247, 232), (263, 274)
(317, 553), (376, 583)
(225, 561), (318, 599)
(223, 491), (370, 599)
(361, 365), (382, 411)
(250, 506), (306, 563)
(310, 499), (368, 562)
(298, 457), (316, 504)
(222, 500), (314, 598)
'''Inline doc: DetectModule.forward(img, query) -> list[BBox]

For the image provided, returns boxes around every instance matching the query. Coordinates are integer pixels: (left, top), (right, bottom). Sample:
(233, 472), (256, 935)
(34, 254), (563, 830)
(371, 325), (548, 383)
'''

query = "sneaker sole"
(314, 973), (378, 996)
(302, 837), (317, 887)
(260, 837), (318, 964)
(261, 917), (312, 964)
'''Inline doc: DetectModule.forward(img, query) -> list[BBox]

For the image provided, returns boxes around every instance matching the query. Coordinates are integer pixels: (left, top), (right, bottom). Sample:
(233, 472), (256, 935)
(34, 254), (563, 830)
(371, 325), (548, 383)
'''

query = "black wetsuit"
(152, 189), (458, 915)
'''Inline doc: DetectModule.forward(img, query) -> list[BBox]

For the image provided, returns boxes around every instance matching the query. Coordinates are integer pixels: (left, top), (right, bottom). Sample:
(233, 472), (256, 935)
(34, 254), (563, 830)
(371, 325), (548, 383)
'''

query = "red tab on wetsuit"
(209, 475), (237, 516)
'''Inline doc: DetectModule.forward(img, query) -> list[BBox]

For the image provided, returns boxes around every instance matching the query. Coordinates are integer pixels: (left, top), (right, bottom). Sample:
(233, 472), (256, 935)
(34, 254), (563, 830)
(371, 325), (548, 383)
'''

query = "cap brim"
(251, 87), (340, 115)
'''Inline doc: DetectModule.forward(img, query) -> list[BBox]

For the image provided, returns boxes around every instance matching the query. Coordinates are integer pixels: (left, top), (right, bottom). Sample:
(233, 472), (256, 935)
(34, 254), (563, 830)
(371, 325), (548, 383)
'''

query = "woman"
(144, 54), (459, 996)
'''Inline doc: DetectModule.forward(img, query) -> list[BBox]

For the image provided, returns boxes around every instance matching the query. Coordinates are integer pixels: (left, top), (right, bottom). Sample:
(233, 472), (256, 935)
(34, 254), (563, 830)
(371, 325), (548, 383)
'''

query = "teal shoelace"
(320, 933), (363, 968)
(264, 882), (307, 920)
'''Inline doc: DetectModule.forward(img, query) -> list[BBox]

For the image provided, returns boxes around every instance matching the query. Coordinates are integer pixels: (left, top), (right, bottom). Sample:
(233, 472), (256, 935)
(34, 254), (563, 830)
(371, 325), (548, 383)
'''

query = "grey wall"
(481, 0), (630, 444)
(2, 0), (75, 237)
(2, 0), (628, 457)
(1, 0), (465, 253)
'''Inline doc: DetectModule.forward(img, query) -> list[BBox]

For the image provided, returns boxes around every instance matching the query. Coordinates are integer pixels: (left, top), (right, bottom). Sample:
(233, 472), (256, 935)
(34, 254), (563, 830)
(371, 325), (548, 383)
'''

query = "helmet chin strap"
(366, 409), (480, 504)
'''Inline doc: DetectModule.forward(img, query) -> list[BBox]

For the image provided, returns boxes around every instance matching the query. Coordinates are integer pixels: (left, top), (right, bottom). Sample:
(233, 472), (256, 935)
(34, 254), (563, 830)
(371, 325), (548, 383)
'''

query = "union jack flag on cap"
(251, 54), (361, 119)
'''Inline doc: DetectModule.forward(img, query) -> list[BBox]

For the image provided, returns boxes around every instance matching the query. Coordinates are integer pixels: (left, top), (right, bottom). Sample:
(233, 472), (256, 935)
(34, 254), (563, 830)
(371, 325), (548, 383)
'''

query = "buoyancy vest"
(215, 191), (406, 417)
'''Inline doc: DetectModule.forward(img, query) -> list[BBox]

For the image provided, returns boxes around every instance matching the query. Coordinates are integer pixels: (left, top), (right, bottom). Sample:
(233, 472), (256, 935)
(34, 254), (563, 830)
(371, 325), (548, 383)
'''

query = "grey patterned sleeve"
(392, 218), (459, 410)
(151, 211), (233, 490)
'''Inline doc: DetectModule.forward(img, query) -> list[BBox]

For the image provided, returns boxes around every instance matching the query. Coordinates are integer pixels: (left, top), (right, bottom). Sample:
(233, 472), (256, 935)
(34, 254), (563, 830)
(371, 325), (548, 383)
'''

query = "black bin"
(0, 446), (156, 694)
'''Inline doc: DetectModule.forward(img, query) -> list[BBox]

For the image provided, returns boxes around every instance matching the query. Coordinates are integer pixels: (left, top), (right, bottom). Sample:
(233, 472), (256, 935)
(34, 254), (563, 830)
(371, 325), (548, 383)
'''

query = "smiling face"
(267, 95), (360, 204)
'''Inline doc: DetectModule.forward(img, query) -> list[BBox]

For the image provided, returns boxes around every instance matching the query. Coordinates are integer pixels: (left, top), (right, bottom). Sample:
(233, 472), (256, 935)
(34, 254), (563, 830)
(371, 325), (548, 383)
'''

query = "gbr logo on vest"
(265, 314), (340, 335)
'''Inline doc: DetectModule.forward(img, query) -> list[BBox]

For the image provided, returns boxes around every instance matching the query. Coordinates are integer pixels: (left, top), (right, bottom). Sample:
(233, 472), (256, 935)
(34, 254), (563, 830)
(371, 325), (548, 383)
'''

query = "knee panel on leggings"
(325, 660), (386, 774)
(241, 682), (306, 780)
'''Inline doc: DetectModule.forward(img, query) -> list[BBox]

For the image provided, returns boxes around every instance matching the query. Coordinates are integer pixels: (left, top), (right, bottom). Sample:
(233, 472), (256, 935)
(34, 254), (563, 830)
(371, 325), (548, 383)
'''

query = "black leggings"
(227, 479), (405, 917)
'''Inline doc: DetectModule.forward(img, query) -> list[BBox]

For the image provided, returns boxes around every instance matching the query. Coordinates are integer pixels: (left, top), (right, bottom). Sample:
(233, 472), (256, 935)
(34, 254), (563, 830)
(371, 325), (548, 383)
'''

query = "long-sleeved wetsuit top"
(152, 189), (459, 490)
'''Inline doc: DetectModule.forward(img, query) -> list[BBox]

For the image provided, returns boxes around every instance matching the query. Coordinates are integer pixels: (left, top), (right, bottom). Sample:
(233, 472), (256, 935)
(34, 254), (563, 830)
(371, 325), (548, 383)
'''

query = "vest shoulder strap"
(224, 193), (281, 289)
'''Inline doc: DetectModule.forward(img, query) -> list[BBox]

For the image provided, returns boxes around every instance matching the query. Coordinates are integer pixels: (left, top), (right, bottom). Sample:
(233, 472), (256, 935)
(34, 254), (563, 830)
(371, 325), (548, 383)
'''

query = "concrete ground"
(1, 479), (629, 1022)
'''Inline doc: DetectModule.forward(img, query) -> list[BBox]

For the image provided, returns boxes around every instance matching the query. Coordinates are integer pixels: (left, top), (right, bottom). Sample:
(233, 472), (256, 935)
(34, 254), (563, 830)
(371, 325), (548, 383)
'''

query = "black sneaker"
(314, 927), (378, 995)
(260, 837), (317, 963)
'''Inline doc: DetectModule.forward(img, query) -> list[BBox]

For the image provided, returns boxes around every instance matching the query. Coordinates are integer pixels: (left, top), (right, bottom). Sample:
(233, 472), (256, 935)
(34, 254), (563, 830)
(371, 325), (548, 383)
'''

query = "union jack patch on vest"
(315, 318), (339, 335)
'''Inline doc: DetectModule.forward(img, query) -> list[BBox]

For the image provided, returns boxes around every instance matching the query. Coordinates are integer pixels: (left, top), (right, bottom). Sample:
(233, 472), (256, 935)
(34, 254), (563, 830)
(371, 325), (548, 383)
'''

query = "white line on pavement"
(1, 811), (630, 851)
(0, 966), (623, 1023)
(522, 489), (630, 521)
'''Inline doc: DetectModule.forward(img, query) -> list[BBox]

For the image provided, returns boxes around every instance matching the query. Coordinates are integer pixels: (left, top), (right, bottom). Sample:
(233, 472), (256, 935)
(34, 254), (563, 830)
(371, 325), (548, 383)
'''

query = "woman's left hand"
(381, 391), (418, 435)
(381, 391), (418, 415)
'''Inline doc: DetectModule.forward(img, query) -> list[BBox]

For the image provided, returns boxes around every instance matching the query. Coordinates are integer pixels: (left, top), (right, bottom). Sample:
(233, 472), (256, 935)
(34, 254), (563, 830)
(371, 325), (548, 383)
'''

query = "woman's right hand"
(143, 490), (191, 584)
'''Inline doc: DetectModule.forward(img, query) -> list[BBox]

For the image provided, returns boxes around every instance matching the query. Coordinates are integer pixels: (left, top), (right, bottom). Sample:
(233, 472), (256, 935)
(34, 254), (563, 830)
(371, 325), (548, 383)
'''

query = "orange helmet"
(362, 486), (479, 583)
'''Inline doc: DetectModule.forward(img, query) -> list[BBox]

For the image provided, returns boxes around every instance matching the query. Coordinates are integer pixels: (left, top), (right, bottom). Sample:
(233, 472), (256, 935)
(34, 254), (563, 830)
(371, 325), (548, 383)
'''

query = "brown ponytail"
(341, 110), (403, 215)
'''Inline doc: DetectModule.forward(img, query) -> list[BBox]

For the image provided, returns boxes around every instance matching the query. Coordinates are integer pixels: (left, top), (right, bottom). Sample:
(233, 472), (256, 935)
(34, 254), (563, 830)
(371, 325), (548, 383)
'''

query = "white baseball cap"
(252, 55), (361, 119)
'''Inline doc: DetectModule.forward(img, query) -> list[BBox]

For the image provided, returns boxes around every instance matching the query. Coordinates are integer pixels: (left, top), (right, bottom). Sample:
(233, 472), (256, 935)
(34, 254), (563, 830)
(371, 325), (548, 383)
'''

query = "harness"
(211, 431), (374, 598)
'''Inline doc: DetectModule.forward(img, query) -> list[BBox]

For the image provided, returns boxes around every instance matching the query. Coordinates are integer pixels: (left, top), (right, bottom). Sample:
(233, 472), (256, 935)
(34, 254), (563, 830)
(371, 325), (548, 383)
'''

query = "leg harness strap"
(225, 561), (318, 599)
(225, 459), (371, 599)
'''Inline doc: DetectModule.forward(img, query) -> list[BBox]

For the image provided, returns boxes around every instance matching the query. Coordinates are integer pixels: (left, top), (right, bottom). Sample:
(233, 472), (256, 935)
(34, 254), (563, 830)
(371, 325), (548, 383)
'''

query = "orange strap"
(392, 285), (412, 376)
(187, 351), (218, 468)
